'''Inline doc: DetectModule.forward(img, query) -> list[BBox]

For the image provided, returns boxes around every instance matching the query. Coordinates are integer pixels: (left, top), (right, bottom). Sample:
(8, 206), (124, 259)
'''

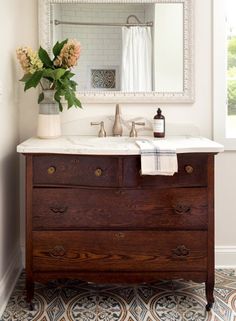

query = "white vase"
(37, 90), (61, 139)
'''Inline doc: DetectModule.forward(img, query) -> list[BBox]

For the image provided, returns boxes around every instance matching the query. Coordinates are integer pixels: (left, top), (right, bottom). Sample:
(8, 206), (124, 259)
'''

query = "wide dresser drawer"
(32, 231), (207, 272)
(33, 155), (119, 187)
(32, 154), (208, 188)
(32, 187), (208, 230)
(124, 153), (208, 187)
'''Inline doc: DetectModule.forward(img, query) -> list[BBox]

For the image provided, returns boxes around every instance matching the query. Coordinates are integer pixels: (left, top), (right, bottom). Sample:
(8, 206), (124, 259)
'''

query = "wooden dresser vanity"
(18, 136), (223, 311)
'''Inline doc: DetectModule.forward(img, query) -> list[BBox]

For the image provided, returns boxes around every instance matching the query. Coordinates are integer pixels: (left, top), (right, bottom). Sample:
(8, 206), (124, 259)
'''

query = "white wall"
(154, 3), (183, 92)
(17, 0), (236, 268)
(0, 0), (24, 315)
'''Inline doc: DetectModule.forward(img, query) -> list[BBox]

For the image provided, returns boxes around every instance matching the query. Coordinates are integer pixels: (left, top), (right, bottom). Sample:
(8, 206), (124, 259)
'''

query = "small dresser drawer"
(33, 155), (119, 187)
(32, 187), (208, 230)
(32, 231), (207, 272)
(123, 154), (208, 187)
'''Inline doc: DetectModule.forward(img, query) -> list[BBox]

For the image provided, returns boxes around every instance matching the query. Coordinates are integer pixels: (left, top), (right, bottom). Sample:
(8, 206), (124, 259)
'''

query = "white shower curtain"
(121, 26), (152, 92)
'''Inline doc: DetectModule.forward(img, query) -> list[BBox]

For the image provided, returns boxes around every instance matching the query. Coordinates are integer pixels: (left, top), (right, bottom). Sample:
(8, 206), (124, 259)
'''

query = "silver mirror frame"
(38, 0), (194, 103)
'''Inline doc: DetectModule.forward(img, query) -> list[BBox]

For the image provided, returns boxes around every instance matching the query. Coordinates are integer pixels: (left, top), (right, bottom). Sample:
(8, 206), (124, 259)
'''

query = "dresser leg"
(205, 281), (214, 311)
(26, 279), (34, 310)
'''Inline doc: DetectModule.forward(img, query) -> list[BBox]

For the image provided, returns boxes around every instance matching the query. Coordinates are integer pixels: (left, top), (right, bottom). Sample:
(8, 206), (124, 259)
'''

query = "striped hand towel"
(136, 139), (178, 176)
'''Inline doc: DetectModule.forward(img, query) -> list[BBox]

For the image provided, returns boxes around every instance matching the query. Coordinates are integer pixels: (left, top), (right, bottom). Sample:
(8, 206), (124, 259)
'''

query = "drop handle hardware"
(171, 245), (190, 258)
(115, 190), (125, 195)
(173, 204), (191, 214)
(95, 168), (103, 177)
(49, 246), (66, 258)
(91, 121), (106, 137)
(185, 165), (194, 174)
(50, 206), (68, 214)
(47, 166), (56, 175)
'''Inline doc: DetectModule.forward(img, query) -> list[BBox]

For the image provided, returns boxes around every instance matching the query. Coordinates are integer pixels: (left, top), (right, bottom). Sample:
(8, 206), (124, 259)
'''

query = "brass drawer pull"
(173, 204), (191, 214)
(50, 207), (68, 214)
(114, 232), (125, 239)
(49, 246), (66, 258)
(95, 168), (103, 177)
(185, 165), (194, 174)
(172, 245), (190, 258)
(47, 166), (56, 175)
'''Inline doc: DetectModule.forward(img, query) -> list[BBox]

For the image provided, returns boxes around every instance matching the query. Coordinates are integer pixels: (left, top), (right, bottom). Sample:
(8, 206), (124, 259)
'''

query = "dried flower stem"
(39, 81), (46, 90)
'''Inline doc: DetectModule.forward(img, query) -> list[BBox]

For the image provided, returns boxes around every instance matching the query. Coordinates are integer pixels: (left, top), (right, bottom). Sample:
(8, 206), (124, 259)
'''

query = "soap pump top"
(153, 108), (165, 138)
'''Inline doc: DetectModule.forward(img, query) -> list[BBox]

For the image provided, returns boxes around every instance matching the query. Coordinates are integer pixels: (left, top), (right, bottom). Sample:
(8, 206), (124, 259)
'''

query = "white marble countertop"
(17, 135), (224, 155)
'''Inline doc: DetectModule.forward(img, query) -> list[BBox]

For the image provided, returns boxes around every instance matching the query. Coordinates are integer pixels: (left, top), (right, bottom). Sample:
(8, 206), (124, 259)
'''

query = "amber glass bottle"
(153, 108), (165, 138)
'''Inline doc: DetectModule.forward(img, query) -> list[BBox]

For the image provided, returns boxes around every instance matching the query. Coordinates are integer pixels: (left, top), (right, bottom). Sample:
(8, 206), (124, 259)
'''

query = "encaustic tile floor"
(1, 270), (236, 321)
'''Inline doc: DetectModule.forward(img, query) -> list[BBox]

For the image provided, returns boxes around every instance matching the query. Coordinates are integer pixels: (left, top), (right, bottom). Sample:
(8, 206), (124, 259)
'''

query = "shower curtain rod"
(54, 19), (153, 27)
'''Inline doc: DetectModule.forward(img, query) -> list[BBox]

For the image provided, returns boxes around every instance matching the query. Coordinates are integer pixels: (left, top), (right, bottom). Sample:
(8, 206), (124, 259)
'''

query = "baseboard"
(215, 246), (236, 268)
(0, 248), (22, 318)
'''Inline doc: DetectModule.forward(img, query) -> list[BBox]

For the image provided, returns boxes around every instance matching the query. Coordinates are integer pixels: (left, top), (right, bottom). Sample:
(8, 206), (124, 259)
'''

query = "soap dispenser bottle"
(153, 108), (165, 138)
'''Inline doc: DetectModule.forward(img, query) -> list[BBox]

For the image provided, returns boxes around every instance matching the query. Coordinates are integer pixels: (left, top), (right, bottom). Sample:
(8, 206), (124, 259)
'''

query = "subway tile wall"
(54, 4), (147, 91)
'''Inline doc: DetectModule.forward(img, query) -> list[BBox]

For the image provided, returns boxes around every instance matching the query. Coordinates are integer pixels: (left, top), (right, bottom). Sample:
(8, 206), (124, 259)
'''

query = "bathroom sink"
(66, 136), (140, 155)
(69, 136), (136, 145)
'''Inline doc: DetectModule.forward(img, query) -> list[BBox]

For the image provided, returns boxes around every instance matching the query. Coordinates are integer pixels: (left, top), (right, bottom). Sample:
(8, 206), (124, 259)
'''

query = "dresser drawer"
(32, 231), (207, 272)
(32, 187), (208, 230)
(33, 155), (119, 187)
(124, 154), (208, 187)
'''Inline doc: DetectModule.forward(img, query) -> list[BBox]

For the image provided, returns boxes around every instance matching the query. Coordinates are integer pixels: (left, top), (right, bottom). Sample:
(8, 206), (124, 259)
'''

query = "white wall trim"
(215, 246), (236, 268)
(213, 0), (236, 150)
(0, 249), (23, 318)
(21, 245), (25, 268)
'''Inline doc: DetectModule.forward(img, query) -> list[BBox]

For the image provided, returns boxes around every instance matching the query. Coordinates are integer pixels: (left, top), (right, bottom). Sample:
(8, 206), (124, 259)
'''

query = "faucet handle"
(90, 121), (106, 137)
(129, 122), (145, 138)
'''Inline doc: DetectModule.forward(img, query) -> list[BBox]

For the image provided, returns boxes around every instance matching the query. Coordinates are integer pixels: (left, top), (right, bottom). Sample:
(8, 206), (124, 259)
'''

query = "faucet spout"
(112, 104), (123, 136)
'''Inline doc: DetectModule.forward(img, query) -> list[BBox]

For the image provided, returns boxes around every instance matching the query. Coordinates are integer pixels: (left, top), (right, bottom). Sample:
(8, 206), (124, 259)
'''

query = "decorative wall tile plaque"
(90, 69), (116, 89)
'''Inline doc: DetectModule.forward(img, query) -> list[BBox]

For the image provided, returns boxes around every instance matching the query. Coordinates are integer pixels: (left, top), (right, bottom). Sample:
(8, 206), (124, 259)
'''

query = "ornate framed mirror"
(39, 0), (194, 103)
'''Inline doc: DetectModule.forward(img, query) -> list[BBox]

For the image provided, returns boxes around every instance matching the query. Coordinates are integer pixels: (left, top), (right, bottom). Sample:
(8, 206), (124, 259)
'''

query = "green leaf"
(58, 101), (63, 112)
(24, 70), (43, 91)
(65, 90), (74, 108)
(42, 68), (66, 82)
(74, 96), (82, 108)
(54, 90), (64, 112)
(62, 71), (75, 79)
(55, 68), (67, 80)
(38, 47), (53, 68)
(52, 39), (68, 57)
(20, 73), (32, 82)
(69, 80), (77, 91)
(38, 92), (44, 104)
(57, 78), (68, 89)
(42, 68), (56, 79)
(64, 89), (82, 109)
(54, 90), (61, 102)
(52, 41), (60, 57)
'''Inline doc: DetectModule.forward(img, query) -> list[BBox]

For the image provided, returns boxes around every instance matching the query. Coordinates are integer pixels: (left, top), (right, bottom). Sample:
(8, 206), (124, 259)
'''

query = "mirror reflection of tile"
(89, 67), (119, 90)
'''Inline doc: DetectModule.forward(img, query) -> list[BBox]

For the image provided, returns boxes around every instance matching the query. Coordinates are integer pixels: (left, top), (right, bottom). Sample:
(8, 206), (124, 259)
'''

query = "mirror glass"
(50, 3), (183, 93)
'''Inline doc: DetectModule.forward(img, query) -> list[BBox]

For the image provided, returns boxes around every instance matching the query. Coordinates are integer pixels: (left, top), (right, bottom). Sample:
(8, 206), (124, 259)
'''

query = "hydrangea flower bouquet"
(16, 39), (81, 111)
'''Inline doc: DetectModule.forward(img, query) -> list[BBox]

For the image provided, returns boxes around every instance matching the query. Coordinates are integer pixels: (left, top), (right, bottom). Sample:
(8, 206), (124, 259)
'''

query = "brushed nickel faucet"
(112, 104), (123, 136)
(91, 121), (106, 137)
(129, 121), (145, 137)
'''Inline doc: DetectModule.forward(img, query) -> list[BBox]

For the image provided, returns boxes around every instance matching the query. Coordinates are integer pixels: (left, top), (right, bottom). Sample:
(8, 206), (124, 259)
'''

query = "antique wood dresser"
(21, 150), (217, 310)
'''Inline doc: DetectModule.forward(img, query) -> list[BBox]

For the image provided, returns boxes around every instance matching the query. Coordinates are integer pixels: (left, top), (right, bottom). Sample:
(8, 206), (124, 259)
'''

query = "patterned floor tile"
(1, 270), (236, 321)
